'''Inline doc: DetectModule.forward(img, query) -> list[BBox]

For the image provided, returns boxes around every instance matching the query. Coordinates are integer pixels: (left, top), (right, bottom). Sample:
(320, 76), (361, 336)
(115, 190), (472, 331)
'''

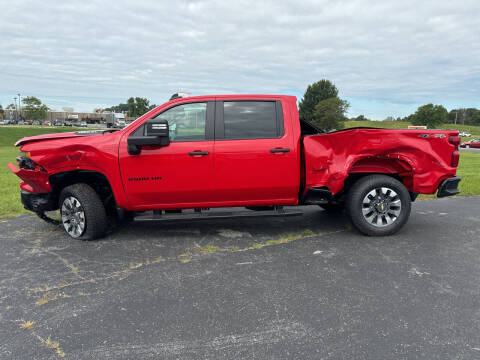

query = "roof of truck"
(168, 94), (297, 103)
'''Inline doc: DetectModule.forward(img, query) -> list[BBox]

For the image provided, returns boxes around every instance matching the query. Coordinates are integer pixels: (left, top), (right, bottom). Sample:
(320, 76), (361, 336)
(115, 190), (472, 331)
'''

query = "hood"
(15, 129), (116, 146)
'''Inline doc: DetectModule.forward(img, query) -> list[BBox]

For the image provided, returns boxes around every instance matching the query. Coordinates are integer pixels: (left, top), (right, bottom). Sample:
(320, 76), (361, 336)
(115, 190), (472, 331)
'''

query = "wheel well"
(344, 172), (402, 191)
(342, 172), (417, 201)
(49, 170), (116, 213)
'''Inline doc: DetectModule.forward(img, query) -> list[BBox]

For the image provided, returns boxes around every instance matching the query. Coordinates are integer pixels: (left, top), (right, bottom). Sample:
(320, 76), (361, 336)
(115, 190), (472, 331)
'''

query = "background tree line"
(1, 96), (50, 121)
(105, 97), (156, 118)
(2, 88), (477, 129)
(299, 79), (480, 129)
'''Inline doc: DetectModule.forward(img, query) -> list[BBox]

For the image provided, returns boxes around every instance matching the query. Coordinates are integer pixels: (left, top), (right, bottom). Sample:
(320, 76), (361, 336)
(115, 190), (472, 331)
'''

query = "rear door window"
(223, 101), (279, 140)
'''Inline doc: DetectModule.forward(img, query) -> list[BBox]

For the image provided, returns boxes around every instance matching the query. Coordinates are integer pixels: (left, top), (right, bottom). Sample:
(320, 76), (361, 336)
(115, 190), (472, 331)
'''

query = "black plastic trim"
(275, 100), (284, 137)
(21, 190), (57, 213)
(205, 101), (215, 140)
(270, 148), (290, 153)
(300, 187), (333, 205)
(437, 176), (461, 198)
(409, 192), (419, 202)
(215, 100), (224, 139)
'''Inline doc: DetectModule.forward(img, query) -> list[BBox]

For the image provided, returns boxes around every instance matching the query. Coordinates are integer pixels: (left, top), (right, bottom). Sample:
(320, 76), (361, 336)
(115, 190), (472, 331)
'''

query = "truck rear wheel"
(346, 175), (411, 236)
(59, 183), (107, 240)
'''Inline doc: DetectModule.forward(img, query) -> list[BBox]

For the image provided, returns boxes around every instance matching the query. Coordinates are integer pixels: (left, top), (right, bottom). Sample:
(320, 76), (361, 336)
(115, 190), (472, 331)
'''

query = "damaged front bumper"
(21, 190), (58, 213)
(8, 162), (52, 193)
(9, 161), (57, 213)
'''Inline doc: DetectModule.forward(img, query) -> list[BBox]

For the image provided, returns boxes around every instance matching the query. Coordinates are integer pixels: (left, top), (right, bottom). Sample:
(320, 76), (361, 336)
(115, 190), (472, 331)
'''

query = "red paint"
(9, 95), (460, 211)
(303, 128), (458, 195)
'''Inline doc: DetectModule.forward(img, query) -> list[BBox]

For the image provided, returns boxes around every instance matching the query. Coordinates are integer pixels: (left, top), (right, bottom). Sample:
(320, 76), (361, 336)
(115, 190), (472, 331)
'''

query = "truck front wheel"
(59, 183), (107, 240)
(346, 175), (411, 236)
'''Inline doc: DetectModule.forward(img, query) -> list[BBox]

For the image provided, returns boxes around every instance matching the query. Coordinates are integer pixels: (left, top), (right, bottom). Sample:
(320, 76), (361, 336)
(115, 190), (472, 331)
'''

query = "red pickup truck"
(9, 94), (461, 240)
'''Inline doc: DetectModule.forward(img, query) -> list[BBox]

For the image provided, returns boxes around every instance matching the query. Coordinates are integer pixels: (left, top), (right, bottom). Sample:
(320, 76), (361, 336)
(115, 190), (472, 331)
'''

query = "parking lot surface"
(1, 197), (479, 359)
(460, 147), (480, 154)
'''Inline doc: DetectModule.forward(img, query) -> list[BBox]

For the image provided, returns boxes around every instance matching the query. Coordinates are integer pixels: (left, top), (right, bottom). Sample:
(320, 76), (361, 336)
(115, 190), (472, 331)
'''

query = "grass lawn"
(0, 124), (479, 217)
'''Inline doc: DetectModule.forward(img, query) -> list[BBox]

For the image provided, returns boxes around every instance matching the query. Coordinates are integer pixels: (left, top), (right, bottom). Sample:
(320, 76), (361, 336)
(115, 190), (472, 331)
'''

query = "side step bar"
(134, 207), (303, 222)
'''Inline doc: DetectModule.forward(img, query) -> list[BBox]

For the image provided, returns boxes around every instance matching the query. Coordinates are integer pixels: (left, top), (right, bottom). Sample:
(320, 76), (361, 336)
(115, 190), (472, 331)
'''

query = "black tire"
(346, 175), (411, 236)
(319, 202), (344, 212)
(59, 183), (107, 240)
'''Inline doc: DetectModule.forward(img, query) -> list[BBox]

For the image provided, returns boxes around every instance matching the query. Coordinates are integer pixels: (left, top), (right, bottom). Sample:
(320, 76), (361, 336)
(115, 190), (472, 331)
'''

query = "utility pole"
(13, 97), (17, 122)
(17, 93), (21, 119)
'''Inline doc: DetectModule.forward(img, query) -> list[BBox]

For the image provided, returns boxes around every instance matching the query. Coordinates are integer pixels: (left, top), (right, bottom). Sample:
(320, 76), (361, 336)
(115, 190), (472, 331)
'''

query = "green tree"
(105, 103), (129, 113)
(299, 80), (338, 123)
(472, 109), (480, 126)
(22, 96), (48, 121)
(125, 97), (157, 117)
(447, 109), (457, 124)
(313, 97), (349, 130)
(353, 114), (369, 121)
(411, 104), (447, 128)
(0, 105), (3, 120)
(127, 97), (136, 117)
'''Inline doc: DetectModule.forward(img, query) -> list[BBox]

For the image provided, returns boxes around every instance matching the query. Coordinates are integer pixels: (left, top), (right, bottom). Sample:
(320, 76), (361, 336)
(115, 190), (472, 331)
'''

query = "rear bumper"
(21, 190), (58, 213)
(437, 176), (461, 198)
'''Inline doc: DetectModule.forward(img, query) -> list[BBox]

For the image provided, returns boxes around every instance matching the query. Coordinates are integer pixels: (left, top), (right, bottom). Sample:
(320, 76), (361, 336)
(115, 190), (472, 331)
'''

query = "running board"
(134, 207), (303, 222)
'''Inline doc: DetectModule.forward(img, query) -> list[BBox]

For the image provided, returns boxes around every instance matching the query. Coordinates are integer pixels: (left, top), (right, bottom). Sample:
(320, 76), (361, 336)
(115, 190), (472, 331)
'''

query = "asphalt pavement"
(0, 197), (479, 359)
(460, 147), (480, 154)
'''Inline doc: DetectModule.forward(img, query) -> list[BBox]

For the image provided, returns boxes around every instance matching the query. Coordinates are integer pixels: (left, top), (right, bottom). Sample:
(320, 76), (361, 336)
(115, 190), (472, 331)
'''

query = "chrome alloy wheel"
(362, 187), (402, 228)
(61, 196), (86, 238)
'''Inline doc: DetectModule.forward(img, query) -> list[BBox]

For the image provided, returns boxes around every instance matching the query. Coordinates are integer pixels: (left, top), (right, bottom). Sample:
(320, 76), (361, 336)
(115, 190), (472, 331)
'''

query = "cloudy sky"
(1, 0), (479, 118)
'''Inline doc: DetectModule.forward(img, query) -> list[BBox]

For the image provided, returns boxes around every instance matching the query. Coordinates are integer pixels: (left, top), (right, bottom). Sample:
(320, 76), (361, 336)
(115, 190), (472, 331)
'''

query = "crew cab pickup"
(9, 94), (461, 240)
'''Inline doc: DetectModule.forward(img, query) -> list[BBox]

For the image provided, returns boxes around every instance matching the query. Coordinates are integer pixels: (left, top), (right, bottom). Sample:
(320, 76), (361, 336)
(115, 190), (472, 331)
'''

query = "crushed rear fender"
(303, 128), (459, 195)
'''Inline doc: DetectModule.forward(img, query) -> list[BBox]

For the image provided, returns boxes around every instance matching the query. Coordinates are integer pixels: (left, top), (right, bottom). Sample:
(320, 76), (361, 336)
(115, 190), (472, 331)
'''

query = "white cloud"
(0, 0), (479, 118)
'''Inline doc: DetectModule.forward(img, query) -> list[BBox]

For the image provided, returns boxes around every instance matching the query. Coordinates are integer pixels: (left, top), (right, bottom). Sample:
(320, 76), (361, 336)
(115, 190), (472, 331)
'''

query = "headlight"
(17, 155), (36, 170)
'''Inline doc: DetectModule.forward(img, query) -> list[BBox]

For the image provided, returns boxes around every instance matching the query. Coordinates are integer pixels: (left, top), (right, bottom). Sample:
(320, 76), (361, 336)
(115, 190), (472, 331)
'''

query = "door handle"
(270, 148), (290, 153)
(188, 151), (209, 156)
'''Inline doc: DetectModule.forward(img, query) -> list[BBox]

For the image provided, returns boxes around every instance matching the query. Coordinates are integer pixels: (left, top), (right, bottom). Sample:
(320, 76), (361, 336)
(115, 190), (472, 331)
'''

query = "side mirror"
(127, 119), (170, 155)
(145, 118), (169, 137)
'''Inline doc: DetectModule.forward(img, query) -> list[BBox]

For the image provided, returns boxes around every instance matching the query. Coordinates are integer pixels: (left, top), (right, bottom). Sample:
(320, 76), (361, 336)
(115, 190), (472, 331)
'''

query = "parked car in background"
(43, 121), (52, 126)
(26, 120), (32, 125)
(78, 121), (88, 127)
(54, 120), (63, 126)
(32, 120), (40, 126)
(18, 120), (25, 125)
(460, 139), (480, 148)
(64, 121), (72, 126)
(459, 132), (471, 137)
